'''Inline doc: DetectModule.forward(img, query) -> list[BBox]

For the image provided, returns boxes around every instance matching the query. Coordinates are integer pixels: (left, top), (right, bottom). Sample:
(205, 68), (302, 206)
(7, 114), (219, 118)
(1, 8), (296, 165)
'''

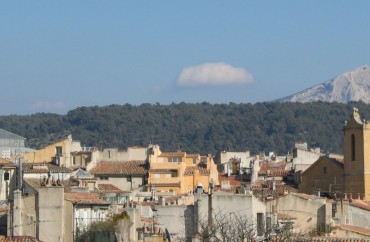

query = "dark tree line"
(0, 101), (369, 155)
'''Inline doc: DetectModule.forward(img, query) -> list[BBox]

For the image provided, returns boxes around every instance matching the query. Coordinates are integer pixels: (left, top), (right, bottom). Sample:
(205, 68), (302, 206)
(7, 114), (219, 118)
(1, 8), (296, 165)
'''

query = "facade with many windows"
(148, 146), (219, 195)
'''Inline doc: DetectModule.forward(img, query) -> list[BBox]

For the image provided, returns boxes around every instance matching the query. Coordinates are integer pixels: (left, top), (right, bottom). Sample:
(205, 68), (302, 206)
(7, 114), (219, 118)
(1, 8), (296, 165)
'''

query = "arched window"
(351, 134), (356, 161)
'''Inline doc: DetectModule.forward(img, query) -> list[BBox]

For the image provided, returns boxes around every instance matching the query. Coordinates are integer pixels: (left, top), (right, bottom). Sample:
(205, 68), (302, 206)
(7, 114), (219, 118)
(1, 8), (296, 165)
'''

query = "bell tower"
(343, 107), (370, 200)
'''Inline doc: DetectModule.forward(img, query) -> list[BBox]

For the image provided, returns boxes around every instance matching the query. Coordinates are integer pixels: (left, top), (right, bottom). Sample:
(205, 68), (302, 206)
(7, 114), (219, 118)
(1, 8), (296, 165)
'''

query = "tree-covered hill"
(1, 102), (369, 155)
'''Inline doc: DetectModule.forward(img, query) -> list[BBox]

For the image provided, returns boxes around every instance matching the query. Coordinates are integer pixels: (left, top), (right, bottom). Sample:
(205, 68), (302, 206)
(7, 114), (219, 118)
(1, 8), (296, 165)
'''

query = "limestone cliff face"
(279, 65), (370, 103)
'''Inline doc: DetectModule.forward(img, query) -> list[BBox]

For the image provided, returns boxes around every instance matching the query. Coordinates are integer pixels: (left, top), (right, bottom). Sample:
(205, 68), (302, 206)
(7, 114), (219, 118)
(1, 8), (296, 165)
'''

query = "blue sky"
(1, 1), (370, 115)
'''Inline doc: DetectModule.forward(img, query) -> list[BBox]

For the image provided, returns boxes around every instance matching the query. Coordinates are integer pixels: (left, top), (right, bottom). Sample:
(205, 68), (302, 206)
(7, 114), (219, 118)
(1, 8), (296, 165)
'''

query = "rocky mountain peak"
(279, 65), (370, 103)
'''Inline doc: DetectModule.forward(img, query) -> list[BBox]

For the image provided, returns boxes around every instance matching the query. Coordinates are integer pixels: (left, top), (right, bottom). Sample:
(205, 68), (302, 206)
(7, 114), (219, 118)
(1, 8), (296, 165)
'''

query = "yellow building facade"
(23, 135), (83, 168)
(148, 146), (219, 195)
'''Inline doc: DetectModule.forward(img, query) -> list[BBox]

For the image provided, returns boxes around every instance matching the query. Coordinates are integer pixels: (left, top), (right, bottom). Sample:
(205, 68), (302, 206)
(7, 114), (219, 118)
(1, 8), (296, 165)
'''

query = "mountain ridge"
(279, 65), (370, 103)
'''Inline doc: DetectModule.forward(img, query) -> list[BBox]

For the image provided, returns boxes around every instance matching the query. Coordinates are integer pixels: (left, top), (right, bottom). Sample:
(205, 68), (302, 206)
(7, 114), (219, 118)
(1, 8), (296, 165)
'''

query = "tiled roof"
(24, 179), (72, 193)
(159, 152), (185, 157)
(64, 192), (110, 205)
(302, 156), (344, 176)
(218, 173), (241, 186)
(251, 184), (298, 198)
(339, 224), (370, 236)
(258, 161), (289, 177)
(184, 166), (210, 176)
(0, 236), (42, 242)
(98, 184), (124, 193)
(186, 154), (199, 158)
(350, 199), (370, 211)
(22, 162), (71, 173)
(150, 182), (180, 187)
(296, 236), (370, 241)
(0, 158), (14, 166)
(90, 160), (148, 175)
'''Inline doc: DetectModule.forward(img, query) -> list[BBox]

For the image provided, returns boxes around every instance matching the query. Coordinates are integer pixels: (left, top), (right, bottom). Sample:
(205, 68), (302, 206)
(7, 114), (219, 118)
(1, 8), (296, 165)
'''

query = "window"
(165, 174), (171, 178)
(168, 157), (181, 163)
(154, 174), (160, 178)
(351, 134), (356, 161)
(192, 158), (196, 164)
(323, 167), (327, 174)
(99, 176), (108, 180)
(56, 146), (62, 156)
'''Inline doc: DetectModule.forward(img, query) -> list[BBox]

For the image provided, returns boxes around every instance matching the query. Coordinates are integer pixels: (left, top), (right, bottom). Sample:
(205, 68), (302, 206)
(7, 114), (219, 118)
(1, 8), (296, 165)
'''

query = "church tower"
(343, 108), (370, 200)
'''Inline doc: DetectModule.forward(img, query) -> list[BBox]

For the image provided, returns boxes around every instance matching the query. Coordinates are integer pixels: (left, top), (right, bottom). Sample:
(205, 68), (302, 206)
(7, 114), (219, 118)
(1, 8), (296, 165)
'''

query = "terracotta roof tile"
(350, 199), (370, 211)
(0, 236), (43, 242)
(339, 224), (370, 236)
(24, 179), (73, 193)
(97, 184), (124, 193)
(150, 182), (180, 187)
(22, 162), (71, 173)
(218, 173), (241, 186)
(258, 161), (289, 177)
(184, 166), (210, 176)
(0, 158), (14, 166)
(64, 192), (110, 205)
(159, 152), (185, 157)
(251, 184), (297, 198)
(90, 160), (148, 175)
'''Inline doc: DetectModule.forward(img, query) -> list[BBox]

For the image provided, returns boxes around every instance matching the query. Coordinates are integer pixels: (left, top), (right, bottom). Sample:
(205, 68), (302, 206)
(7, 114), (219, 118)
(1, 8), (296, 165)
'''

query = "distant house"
(214, 150), (253, 175)
(289, 142), (322, 173)
(298, 156), (344, 196)
(64, 192), (110, 242)
(90, 160), (148, 192)
(96, 183), (130, 204)
(0, 129), (34, 159)
(15, 176), (111, 242)
(23, 134), (98, 169)
(70, 168), (97, 192)
(0, 157), (16, 200)
(22, 162), (71, 181)
(148, 146), (219, 195)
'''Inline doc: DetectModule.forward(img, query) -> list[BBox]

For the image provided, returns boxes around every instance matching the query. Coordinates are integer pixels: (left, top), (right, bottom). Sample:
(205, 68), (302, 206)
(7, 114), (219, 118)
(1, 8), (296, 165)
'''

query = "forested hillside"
(1, 102), (369, 155)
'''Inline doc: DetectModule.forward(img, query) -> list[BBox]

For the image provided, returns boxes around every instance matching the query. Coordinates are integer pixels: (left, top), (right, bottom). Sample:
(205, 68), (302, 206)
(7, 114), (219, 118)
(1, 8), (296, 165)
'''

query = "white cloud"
(31, 101), (66, 111)
(177, 62), (254, 87)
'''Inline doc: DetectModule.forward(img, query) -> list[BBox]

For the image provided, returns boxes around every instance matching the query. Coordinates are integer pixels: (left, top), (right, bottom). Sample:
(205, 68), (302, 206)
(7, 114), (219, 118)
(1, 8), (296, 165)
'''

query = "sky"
(1, 1), (370, 115)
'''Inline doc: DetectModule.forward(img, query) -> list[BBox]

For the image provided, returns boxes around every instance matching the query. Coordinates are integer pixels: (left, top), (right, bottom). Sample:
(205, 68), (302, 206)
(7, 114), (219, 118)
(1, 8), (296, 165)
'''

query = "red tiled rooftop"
(150, 182), (180, 187)
(98, 183), (124, 193)
(0, 236), (42, 242)
(23, 162), (71, 173)
(258, 161), (289, 177)
(0, 158), (13, 166)
(218, 173), (242, 186)
(184, 166), (210, 176)
(90, 160), (148, 175)
(64, 192), (110, 205)
(159, 152), (185, 157)
(339, 224), (370, 236)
